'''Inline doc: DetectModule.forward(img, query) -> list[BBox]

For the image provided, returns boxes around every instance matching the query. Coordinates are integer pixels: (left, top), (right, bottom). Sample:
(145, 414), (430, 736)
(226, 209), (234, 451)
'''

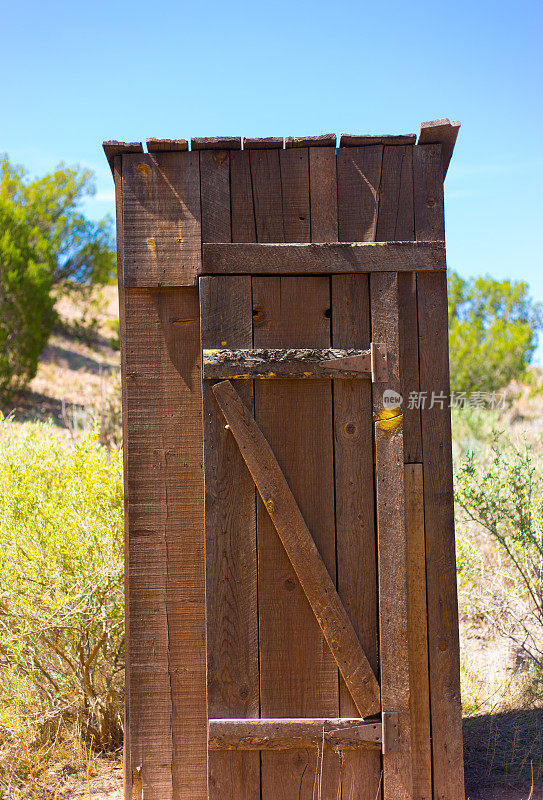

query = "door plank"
(208, 718), (382, 750)
(370, 272), (413, 800)
(212, 379), (381, 718)
(309, 146), (337, 242)
(279, 148), (310, 242)
(203, 346), (374, 380)
(376, 144), (422, 463)
(414, 143), (465, 800)
(201, 241), (445, 275)
(337, 145), (383, 242)
(253, 147), (340, 799)
(201, 277), (260, 800)
(332, 273), (382, 799)
(405, 464), (432, 800)
(337, 144), (385, 800)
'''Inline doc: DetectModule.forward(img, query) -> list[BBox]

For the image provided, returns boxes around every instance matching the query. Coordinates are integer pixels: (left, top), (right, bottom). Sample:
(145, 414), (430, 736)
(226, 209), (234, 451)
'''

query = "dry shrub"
(0, 417), (124, 790)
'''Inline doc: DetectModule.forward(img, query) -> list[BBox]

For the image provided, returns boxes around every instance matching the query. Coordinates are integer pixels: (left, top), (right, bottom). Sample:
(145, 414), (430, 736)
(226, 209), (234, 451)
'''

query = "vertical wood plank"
(201, 277), (259, 800)
(200, 150), (231, 243)
(249, 149), (284, 242)
(122, 151), (201, 287)
(332, 273), (382, 799)
(336, 144), (384, 799)
(376, 144), (422, 463)
(309, 147), (338, 242)
(414, 143), (465, 800)
(230, 150), (256, 243)
(122, 286), (207, 800)
(405, 464), (432, 800)
(113, 155), (132, 797)
(279, 148), (310, 241)
(337, 145), (383, 242)
(375, 144), (427, 796)
(253, 276), (339, 800)
(201, 142), (260, 800)
(255, 148), (339, 798)
(371, 272), (413, 800)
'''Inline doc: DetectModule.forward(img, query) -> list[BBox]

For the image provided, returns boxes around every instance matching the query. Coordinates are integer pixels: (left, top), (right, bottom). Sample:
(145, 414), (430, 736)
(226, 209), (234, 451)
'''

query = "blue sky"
(2, 0), (542, 348)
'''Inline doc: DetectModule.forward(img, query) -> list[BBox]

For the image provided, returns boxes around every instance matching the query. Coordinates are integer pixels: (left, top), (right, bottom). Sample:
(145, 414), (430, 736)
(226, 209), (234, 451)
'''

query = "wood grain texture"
(122, 152), (201, 287)
(191, 137), (241, 150)
(332, 273), (382, 800)
(249, 149), (284, 243)
(112, 156), (132, 797)
(243, 137), (283, 149)
(279, 148), (310, 242)
(146, 138), (188, 152)
(405, 464), (432, 800)
(376, 144), (422, 463)
(414, 143), (465, 800)
(253, 276), (340, 800)
(309, 147), (337, 242)
(286, 134), (336, 148)
(103, 141), (143, 173)
(418, 119), (461, 178)
(212, 379), (380, 717)
(370, 272), (413, 800)
(340, 134), (416, 147)
(122, 287), (207, 800)
(208, 719), (382, 750)
(337, 145), (383, 242)
(203, 347), (374, 380)
(200, 150), (231, 244)
(202, 241), (446, 274)
(230, 150), (256, 243)
(200, 277), (260, 800)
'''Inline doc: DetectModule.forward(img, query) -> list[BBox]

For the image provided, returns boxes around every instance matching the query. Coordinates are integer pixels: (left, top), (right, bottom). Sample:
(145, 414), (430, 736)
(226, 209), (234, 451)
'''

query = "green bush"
(455, 433), (543, 679)
(0, 418), (124, 760)
(0, 199), (57, 399)
(448, 271), (542, 394)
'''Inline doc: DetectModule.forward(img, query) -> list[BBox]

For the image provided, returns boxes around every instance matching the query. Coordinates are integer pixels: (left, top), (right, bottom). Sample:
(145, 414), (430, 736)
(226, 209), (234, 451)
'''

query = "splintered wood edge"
(418, 119), (461, 178)
(243, 137), (284, 149)
(103, 141), (144, 174)
(340, 134), (416, 146)
(146, 138), (188, 152)
(285, 134), (337, 148)
(208, 718), (383, 751)
(191, 137), (242, 150)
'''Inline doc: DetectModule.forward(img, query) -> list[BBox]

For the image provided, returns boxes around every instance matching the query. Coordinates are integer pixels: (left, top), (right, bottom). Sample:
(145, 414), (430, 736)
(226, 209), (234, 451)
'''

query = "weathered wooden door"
(201, 271), (411, 799)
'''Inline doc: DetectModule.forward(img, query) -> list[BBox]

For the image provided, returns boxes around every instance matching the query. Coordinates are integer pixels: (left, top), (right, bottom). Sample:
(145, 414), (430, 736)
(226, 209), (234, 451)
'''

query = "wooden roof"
(103, 118), (460, 177)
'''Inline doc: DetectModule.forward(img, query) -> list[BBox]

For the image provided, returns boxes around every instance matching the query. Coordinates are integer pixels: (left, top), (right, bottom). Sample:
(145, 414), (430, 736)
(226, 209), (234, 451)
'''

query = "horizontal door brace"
(201, 240), (446, 275)
(212, 379), (381, 718)
(203, 343), (387, 382)
(208, 713), (399, 754)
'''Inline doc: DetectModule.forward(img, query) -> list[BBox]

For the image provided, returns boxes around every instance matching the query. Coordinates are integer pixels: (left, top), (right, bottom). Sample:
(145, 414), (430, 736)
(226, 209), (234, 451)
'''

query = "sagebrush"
(455, 431), (543, 692)
(0, 417), (124, 784)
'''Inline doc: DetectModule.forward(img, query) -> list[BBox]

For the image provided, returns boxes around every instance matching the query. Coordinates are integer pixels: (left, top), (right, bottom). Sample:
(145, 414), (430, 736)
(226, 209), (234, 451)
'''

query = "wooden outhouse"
(104, 120), (464, 800)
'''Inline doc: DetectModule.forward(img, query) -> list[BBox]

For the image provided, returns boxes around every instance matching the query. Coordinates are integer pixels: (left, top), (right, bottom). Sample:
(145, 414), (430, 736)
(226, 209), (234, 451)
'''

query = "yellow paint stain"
(265, 498), (275, 515)
(375, 406), (403, 431)
(221, 340), (227, 346)
(147, 238), (156, 251)
(137, 163), (151, 176)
